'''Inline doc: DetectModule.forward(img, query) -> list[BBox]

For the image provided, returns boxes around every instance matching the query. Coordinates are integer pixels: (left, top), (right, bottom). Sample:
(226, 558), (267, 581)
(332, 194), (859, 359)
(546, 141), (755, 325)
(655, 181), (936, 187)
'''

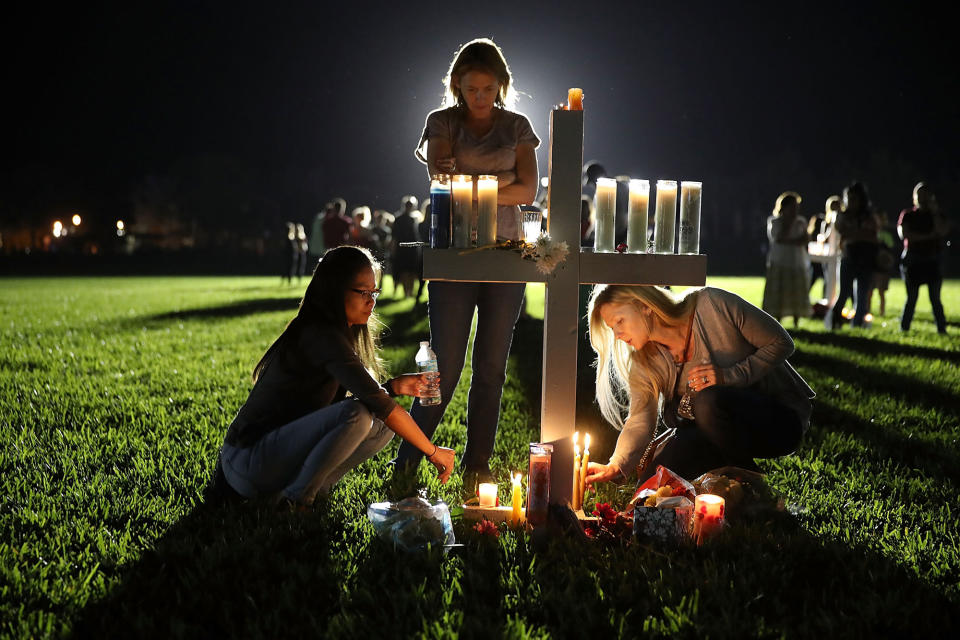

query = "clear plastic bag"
(366, 497), (456, 552)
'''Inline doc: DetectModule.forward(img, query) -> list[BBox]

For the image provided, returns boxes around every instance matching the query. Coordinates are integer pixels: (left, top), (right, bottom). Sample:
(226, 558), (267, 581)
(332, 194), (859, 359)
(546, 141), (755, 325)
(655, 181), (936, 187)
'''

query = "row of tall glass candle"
(594, 178), (702, 254)
(429, 174), (498, 249)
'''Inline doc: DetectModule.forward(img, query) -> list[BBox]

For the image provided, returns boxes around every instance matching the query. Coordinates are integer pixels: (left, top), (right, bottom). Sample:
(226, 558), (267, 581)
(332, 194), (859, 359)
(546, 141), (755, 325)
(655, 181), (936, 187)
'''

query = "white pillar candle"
(478, 482), (498, 507)
(451, 174), (473, 249)
(654, 180), (678, 254)
(678, 181), (702, 254)
(627, 179), (650, 254)
(594, 177), (617, 252)
(476, 175), (498, 246)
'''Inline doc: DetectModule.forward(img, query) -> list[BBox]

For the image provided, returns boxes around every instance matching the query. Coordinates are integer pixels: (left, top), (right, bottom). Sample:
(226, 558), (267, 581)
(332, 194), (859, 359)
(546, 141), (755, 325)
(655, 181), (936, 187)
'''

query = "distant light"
(116, 219), (126, 236)
(72, 214), (82, 226)
(53, 221), (63, 238)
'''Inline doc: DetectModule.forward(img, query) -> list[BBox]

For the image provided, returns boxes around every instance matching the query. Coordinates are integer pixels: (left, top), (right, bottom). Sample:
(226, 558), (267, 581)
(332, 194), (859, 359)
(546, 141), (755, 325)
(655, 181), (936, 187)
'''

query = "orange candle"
(579, 433), (591, 508)
(572, 442), (581, 511)
(567, 87), (583, 110)
(510, 473), (523, 527)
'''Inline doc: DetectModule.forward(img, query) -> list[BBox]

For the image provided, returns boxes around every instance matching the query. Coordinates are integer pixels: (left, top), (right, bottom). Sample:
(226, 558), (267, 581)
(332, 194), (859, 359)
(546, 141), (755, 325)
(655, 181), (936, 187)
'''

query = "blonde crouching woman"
(583, 285), (815, 487)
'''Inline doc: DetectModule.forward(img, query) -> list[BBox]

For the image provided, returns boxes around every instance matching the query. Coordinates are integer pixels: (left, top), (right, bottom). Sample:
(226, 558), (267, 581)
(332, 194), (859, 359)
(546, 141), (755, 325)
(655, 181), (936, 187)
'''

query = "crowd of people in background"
(280, 194), (430, 303)
(761, 180), (950, 334)
(281, 176), (950, 336)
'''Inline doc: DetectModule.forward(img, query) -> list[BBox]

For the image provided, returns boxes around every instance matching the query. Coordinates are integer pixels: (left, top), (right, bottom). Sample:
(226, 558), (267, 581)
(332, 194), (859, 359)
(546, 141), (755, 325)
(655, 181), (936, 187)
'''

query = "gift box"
(633, 504), (692, 543)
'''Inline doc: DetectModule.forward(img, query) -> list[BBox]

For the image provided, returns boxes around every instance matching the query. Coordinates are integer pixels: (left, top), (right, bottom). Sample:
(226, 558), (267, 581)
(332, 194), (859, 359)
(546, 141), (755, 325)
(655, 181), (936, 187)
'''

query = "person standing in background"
(898, 182), (949, 334)
(827, 182), (878, 329)
(391, 195), (422, 300)
(308, 207), (326, 267)
(762, 192), (810, 328)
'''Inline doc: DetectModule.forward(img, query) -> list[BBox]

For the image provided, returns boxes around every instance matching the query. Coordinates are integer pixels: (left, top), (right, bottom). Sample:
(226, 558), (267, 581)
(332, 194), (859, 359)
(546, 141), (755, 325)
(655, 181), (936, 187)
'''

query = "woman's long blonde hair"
(587, 285), (700, 430)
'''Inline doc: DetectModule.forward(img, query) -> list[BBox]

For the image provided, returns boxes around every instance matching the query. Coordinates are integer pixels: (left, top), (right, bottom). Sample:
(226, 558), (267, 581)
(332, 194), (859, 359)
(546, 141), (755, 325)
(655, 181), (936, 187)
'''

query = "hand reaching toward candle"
(426, 446), (456, 483)
(390, 373), (442, 397)
(584, 461), (622, 487)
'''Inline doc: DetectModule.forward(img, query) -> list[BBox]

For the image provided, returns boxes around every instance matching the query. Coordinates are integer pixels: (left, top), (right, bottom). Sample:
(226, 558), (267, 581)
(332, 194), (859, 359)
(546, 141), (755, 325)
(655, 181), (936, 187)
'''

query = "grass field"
(2, 274), (958, 638)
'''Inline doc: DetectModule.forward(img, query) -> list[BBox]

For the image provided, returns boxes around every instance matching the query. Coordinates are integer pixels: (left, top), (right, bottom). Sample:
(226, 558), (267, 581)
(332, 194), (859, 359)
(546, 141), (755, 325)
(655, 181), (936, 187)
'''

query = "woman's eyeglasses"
(351, 288), (382, 301)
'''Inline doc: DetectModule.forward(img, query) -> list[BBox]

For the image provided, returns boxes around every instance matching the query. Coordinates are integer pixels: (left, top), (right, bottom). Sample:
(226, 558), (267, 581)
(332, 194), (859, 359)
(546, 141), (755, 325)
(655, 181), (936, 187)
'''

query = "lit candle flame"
(584, 433), (591, 453)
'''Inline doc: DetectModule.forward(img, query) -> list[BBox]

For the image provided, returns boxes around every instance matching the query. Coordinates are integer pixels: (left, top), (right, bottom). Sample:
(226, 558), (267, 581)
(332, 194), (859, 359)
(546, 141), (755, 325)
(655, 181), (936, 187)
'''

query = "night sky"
(4, 1), (957, 232)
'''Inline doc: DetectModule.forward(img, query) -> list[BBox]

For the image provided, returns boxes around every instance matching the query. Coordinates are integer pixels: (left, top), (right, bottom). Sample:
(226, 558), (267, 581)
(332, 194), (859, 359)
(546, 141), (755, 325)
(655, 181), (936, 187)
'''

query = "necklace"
(672, 310), (697, 365)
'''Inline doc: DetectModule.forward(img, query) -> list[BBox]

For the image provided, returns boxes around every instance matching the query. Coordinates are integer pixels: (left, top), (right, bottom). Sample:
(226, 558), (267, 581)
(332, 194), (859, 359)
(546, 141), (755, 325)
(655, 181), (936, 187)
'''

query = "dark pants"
(644, 386), (804, 483)
(828, 254), (874, 328)
(900, 259), (946, 333)
(395, 280), (526, 471)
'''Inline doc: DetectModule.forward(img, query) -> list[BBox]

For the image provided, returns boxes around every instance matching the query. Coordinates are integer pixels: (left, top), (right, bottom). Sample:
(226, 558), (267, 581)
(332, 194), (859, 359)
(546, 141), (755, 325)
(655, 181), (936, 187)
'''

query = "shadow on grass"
(805, 398), (960, 484)
(73, 498), (346, 638)
(793, 328), (960, 364)
(133, 297), (301, 325)
(69, 484), (959, 637)
(789, 348), (959, 418)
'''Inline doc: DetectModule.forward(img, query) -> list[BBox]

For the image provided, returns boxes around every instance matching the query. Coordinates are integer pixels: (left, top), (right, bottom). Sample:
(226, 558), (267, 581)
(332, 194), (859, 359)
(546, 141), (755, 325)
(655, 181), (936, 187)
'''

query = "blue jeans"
(220, 399), (393, 504)
(396, 281), (526, 471)
(645, 386), (804, 483)
(828, 254), (874, 328)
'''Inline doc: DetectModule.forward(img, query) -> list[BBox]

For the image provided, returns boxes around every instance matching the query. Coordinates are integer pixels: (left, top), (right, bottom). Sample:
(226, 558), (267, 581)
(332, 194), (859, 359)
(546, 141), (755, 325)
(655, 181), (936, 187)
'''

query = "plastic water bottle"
(415, 341), (441, 406)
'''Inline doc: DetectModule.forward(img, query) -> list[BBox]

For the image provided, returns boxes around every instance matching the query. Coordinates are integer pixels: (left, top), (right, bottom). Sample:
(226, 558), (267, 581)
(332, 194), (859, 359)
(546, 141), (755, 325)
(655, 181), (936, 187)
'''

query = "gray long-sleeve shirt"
(608, 287), (815, 473)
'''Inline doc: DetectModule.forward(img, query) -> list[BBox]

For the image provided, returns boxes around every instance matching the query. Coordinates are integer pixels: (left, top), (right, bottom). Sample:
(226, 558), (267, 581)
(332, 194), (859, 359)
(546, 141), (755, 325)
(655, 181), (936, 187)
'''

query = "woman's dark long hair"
(252, 245), (385, 383)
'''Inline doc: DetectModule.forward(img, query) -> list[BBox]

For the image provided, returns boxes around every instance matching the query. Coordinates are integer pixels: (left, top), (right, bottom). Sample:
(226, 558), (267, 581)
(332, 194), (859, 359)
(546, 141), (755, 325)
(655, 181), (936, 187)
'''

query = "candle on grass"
(594, 178), (617, 252)
(510, 473), (523, 526)
(654, 180), (678, 254)
(451, 174), (473, 249)
(526, 443), (553, 526)
(572, 434), (581, 511)
(476, 175), (498, 246)
(627, 179), (650, 253)
(579, 433), (591, 510)
(678, 181), (702, 254)
(478, 482), (498, 508)
(693, 494), (725, 544)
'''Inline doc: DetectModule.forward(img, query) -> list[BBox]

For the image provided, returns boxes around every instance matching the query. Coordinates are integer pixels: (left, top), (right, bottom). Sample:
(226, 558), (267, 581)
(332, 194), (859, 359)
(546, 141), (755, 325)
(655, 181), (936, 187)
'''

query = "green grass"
(2, 275), (958, 638)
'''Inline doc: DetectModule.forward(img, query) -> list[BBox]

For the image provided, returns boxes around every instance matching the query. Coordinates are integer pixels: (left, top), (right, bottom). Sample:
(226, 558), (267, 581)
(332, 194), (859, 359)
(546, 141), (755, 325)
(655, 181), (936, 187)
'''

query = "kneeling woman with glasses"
(212, 245), (455, 507)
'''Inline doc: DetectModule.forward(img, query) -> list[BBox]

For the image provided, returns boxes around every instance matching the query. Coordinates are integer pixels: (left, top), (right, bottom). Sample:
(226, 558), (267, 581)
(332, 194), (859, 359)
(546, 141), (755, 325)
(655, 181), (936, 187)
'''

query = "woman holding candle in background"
(208, 246), (455, 508)
(395, 38), (540, 490)
(582, 284), (815, 487)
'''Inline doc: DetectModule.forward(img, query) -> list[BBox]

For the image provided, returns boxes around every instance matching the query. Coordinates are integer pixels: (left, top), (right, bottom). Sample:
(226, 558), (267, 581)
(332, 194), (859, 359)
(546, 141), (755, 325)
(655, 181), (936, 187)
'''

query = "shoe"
(203, 458), (245, 506)
(461, 467), (495, 500)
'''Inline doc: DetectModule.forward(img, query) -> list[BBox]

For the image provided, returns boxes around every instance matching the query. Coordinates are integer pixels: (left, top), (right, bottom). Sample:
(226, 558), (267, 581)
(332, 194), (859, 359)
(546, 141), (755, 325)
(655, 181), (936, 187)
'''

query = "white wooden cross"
(423, 110), (707, 505)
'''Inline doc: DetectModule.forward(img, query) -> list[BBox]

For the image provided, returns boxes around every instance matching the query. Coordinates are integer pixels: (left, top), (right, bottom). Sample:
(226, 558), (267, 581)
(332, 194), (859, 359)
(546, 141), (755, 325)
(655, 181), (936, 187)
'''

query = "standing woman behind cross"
(393, 38), (540, 491)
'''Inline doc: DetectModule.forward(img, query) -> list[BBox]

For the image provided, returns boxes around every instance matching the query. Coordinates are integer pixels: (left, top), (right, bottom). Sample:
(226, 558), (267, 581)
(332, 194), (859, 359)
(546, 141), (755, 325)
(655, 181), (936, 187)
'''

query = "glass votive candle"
(522, 209), (543, 243)
(478, 483), (498, 507)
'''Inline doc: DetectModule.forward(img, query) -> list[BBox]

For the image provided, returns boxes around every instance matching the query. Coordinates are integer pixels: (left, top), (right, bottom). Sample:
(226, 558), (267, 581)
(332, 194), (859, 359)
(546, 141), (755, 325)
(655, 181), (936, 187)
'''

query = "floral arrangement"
(583, 501), (633, 543)
(473, 518), (500, 538)
(460, 234), (570, 275)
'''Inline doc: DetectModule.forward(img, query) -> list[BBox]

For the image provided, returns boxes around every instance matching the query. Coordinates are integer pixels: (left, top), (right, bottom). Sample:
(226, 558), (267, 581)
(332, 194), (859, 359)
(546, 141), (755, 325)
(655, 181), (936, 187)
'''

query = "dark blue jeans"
(828, 254), (874, 328)
(396, 281), (526, 471)
(644, 386), (804, 483)
(900, 259), (946, 332)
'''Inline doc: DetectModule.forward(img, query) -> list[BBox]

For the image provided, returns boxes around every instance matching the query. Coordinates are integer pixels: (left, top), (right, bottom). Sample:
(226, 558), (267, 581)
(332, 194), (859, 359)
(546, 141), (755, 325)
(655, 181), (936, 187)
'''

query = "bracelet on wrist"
(426, 444), (438, 460)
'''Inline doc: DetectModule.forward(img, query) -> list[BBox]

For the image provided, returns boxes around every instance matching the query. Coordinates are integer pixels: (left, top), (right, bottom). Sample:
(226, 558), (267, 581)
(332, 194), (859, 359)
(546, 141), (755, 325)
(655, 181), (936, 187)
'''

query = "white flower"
(531, 234), (569, 275)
